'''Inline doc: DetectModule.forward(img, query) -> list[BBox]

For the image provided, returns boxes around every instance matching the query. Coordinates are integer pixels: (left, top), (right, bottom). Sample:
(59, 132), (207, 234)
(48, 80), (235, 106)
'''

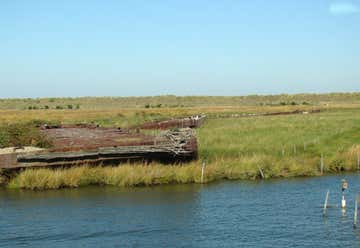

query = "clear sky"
(1, 0), (359, 98)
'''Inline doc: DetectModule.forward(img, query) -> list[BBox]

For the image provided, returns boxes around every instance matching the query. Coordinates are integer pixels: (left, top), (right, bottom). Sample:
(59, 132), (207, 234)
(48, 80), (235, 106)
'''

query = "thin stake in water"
(323, 190), (329, 216)
(258, 165), (265, 179)
(357, 153), (360, 171)
(354, 195), (358, 229)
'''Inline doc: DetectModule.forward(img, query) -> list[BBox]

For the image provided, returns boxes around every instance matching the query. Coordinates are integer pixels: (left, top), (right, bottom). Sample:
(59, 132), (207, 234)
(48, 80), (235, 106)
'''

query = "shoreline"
(2, 158), (359, 190)
(1, 100), (360, 191)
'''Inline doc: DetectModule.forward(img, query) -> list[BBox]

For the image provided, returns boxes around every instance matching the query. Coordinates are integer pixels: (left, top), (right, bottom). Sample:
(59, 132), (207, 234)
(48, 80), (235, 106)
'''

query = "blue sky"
(0, 0), (359, 98)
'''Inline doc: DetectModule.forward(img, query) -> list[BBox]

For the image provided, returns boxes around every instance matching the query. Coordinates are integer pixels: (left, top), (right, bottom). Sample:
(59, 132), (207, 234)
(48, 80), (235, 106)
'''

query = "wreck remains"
(0, 116), (204, 170)
(138, 115), (206, 130)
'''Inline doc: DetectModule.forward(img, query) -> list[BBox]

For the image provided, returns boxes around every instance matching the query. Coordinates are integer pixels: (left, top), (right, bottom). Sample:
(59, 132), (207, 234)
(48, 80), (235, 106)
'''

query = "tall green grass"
(8, 163), (202, 190)
(198, 110), (360, 162)
(7, 149), (360, 190)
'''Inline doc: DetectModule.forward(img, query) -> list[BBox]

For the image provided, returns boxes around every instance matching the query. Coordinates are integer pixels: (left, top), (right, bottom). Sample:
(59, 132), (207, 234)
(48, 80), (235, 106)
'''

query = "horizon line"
(1, 91), (360, 100)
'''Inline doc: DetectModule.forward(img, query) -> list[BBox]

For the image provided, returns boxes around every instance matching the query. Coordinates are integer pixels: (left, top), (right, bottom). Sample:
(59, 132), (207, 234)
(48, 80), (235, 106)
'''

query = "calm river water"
(1, 174), (360, 247)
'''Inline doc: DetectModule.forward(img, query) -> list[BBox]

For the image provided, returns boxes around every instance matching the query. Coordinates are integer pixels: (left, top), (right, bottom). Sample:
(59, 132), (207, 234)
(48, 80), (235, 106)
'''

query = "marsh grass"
(3, 104), (360, 190)
(1, 93), (360, 110)
(198, 110), (360, 162)
(8, 163), (200, 190)
(0, 104), (325, 127)
(7, 148), (360, 190)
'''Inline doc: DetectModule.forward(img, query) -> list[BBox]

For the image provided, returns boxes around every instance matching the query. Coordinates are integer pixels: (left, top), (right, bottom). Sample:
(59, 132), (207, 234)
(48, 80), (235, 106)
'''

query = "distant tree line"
(259, 101), (311, 106)
(144, 103), (186, 108)
(27, 104), (80, 110)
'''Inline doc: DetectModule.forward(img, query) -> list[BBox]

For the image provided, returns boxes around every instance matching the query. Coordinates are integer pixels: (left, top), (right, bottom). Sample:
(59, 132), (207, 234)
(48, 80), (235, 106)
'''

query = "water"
(1, 174), (360, 247)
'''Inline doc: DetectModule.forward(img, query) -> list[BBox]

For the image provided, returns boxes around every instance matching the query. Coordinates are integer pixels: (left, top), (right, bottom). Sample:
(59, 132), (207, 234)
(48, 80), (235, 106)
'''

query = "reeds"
(8, 163), (201, 190)
(7, 150), (360, 190)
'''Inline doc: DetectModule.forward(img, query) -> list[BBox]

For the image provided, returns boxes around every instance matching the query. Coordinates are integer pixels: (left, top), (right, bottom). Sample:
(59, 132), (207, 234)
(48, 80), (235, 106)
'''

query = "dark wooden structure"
(0, 128), (198, 170)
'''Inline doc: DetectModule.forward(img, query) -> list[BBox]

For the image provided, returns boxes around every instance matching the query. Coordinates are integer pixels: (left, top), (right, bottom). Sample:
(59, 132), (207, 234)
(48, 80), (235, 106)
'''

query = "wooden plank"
(14, 156), (145, 169)
(9, 145), (195, 169)
(0, 154), (18, 169)
(18, 145), (193, 161)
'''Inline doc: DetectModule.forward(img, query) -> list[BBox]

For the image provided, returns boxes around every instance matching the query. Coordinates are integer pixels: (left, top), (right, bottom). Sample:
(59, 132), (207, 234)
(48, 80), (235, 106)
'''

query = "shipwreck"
(0, 116), (205, 170)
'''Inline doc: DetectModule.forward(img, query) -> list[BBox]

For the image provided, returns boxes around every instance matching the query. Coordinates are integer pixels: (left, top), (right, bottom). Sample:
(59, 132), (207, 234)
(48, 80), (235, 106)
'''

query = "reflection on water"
(1, 174), (360, 247)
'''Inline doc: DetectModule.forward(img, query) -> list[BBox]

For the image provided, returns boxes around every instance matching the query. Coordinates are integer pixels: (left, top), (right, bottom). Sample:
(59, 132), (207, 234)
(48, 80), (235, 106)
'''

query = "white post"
(354, 195), (358, 229)
(342, 194), (346, 209)
(320, 153), (324, 175)
(201, 162), (205, 183)
(323, 190), (330, 216)
(258, 165), (265, 179)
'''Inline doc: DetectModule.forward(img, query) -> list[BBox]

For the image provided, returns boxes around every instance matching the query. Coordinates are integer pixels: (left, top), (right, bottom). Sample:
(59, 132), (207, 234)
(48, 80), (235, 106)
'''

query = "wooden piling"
(357, 153), (360, 171)
(323, 190), (329, 216)
(258, 165), (265, 179)
(342, 194), (346, 209)
(201, 162), (205, 183)
(320, 153), (324, 175)
(354, 195), (358, 229)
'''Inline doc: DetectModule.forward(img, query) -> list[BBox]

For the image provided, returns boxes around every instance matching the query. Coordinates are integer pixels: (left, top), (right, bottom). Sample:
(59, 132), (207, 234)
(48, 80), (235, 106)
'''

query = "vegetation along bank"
(1, 94), (360, 190)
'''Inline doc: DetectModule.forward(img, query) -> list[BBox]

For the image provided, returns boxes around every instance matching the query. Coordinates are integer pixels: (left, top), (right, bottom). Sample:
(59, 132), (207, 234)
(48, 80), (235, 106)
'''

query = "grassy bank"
(198, 109), (360, 162)
(3, 107), (360, 190)
(4, 150), (359, 190)
(1, 93), (360, 190)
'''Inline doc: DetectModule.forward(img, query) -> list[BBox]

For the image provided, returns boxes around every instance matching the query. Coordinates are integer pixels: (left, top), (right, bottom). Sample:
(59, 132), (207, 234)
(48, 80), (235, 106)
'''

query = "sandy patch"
(0, 146), (45, 155)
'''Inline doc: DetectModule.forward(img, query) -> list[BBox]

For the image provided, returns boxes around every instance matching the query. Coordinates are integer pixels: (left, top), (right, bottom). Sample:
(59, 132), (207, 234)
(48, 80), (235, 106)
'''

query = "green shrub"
(0, 122), (52, 148)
